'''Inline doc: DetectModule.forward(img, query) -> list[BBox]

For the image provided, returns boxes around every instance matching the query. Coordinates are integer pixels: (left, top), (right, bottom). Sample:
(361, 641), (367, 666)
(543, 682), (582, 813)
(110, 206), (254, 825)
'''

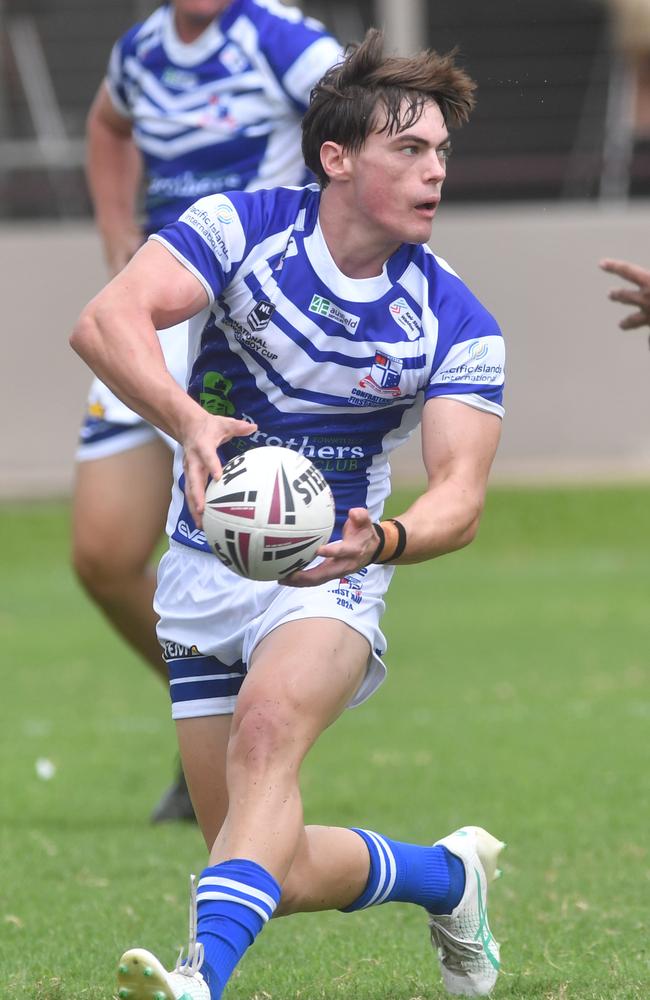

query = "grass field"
(1, 486), (649, 1000)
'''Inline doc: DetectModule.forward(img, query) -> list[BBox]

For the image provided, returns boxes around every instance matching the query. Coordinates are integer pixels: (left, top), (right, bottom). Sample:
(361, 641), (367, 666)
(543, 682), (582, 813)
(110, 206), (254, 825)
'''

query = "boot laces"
(174, 874), (205, 977)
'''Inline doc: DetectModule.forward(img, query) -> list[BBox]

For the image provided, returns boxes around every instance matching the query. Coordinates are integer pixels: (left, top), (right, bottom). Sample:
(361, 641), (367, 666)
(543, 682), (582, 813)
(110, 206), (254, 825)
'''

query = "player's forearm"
(70, 302), (193, 443)
(86, 117), (141, 237)
(377, 477), (486, 565)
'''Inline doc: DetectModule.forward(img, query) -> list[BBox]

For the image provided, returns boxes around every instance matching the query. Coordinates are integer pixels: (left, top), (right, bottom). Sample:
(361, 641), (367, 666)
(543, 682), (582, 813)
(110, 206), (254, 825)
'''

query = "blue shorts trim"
(164, 644), (246, 716)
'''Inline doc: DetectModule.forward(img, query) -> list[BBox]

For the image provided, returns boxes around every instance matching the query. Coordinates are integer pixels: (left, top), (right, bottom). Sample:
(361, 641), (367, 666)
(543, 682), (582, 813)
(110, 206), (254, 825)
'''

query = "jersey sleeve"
(426, 259), (505, 418)
(148, 192), (263, 304)
(104, 24), (140, 118)
(257, 13), (342, 111)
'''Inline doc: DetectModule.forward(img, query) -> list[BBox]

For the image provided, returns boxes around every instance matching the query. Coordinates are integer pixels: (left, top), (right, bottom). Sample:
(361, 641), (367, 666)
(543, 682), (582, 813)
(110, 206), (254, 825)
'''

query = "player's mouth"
(414, 199), (439, 219)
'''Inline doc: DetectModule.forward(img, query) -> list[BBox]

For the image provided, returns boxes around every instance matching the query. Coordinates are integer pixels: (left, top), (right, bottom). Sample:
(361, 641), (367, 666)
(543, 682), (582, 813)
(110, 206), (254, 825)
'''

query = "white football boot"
(117, 876), (210, 1000)
(428, 826), (505, 997)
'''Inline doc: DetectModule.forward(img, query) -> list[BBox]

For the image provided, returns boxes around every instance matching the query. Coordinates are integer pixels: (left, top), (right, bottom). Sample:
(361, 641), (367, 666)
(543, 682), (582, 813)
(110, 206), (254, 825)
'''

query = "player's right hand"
(180, 412), (257, 529)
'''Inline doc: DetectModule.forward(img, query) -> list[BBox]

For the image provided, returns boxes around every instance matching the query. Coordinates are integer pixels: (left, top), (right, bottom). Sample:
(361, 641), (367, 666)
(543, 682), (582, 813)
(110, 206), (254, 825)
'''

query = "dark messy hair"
(302, 28), (476, 187)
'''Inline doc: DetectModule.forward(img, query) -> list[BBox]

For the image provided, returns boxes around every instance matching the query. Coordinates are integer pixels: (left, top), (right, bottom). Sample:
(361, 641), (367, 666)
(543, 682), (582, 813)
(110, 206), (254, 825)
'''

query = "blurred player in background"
(72, 29), (506, 999)
(71, 0), (342, 822)
(600, 257), (650, 329)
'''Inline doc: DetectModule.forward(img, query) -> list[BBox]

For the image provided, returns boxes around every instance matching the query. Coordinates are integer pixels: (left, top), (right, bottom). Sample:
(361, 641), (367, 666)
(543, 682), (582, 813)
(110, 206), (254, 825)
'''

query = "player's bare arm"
(70, 241), (257, 521)
(86, 82), (144, 275)
(600, 257), (650, 330)
(285, 398), (501, 588)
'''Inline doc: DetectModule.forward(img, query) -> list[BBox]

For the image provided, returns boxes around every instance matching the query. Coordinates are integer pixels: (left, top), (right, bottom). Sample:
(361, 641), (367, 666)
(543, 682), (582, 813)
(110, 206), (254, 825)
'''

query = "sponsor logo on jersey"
(161, 67), (199, 91)
(150, 172), (243, 200)
(468, 339), (489, 361)
(184, 204), (230, 263)
(200, 370), (236, 416)
(309, 294), (360, 333)
(220, 42), (249, 75)
(247, 300), (276, 332)
(349, 352), (403, 405)
(436, 338), (504, 385)
(216, 203), (234, 224)
(389, 297), (420, 339)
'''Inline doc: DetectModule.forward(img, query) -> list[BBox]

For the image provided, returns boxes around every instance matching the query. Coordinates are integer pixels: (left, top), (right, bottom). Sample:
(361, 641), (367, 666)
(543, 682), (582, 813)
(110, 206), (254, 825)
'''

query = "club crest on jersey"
(389, 297), (421, 340)
(357, 352), (403, 397)
(247, 300), (276, 332)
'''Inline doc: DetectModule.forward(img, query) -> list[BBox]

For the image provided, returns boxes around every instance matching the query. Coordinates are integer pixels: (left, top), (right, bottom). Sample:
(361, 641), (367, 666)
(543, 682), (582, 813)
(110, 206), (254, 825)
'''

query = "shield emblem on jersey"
(359, 352), (403, 396)
(247, 300), (276, 332)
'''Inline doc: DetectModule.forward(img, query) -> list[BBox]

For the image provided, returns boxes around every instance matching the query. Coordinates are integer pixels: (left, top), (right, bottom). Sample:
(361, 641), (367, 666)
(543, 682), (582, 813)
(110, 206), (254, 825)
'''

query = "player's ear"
(320, 141), (351, 183)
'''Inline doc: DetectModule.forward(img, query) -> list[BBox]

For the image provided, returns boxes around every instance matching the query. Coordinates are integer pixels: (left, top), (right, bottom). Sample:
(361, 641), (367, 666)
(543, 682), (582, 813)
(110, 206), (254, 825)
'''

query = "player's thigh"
(176, 713), (232, 850)
(236, 617), (370, 752)
(72, 437), (173, 571)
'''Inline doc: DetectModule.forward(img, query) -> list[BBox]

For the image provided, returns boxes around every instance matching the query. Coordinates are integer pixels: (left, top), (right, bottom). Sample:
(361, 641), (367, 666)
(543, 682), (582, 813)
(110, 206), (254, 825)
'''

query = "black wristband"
(368, 522), (386, 564)
(386, 517), (407, 561)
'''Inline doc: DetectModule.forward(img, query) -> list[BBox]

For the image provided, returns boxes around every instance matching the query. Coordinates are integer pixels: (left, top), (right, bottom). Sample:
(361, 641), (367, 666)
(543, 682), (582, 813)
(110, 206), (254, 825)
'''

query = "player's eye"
(438, 145), (452, 161)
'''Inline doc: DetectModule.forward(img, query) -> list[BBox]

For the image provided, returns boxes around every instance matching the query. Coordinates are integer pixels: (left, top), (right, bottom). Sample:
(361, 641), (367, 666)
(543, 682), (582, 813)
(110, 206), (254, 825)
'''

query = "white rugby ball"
(203, 446), (336, 581)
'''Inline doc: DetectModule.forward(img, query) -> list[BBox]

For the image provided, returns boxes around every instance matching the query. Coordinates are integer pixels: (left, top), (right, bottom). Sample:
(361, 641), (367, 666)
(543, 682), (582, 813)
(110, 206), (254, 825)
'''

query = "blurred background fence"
(2, 0), (650, 496)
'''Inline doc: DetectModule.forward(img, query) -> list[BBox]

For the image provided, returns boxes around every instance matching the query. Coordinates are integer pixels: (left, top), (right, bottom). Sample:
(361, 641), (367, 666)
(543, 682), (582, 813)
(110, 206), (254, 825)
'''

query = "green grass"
(1, 486), (649, 999)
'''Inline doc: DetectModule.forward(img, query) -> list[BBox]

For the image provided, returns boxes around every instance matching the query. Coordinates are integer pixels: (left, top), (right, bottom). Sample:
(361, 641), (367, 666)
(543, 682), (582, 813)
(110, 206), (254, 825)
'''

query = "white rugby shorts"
(155, 541), (393, 720)
(75, 321), (188, 460)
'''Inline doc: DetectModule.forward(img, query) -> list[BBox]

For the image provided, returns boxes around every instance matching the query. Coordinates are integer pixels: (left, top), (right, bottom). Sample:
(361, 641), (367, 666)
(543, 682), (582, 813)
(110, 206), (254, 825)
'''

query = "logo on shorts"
(162, 641), (202, 660)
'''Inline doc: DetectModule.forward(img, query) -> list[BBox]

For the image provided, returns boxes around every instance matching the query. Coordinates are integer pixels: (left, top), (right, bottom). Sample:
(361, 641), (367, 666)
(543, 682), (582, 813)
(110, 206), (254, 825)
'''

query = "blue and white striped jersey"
(106, 0), (341, 232)
(151, 185), (505, 553)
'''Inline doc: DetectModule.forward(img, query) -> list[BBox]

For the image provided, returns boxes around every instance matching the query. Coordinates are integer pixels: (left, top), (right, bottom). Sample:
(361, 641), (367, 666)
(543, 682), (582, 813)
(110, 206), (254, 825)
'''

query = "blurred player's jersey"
(106, 0), (341, 232)
(151, 185), (506, 553)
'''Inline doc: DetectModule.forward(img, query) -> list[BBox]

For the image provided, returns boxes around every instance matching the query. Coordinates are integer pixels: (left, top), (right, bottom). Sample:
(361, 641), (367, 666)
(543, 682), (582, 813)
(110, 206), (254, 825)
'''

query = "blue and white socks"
(193, 833), (465, 998)
(342, 829), (466, 915)
(196, 859), (281, 999)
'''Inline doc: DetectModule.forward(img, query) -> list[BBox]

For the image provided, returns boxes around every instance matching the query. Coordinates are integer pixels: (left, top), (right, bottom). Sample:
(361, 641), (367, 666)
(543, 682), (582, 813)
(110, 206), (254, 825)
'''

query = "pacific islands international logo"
(468, 340), (489, 361)
(358, 352), (403, 397)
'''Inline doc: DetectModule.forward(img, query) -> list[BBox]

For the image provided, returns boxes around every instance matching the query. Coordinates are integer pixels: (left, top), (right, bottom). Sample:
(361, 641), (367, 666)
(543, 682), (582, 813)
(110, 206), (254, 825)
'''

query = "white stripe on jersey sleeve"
(105, 43), (131, 118)
(150, 235), (216, 305)
(282, 36), (343, 105)
(435, 392), (505, 418)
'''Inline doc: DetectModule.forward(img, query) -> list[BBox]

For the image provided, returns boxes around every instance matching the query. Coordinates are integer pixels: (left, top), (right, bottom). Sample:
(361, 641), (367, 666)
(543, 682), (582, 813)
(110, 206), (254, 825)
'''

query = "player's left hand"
(600, 258), (650, 330)
(280, 508), (381, 587)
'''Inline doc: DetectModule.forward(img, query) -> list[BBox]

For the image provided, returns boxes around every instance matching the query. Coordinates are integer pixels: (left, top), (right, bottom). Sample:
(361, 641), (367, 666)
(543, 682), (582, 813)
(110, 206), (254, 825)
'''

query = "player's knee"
(228, 701), (304, 775)
(71, 531), (138, 599)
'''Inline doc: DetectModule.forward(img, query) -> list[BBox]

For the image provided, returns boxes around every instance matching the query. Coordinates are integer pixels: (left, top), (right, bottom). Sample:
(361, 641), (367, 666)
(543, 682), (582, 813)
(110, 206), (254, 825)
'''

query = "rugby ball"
(203, 446), (336, 581)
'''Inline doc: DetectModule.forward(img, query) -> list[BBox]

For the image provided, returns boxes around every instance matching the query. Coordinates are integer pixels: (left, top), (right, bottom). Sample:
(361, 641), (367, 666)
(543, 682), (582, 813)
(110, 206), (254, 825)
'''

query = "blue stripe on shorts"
(79, 417), (142, 446)
(165, 650), (246, 710)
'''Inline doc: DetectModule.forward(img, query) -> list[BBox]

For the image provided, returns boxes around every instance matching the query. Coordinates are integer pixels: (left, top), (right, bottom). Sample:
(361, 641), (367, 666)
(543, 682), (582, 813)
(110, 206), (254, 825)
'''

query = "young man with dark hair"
(72, 28), (506, 1000)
